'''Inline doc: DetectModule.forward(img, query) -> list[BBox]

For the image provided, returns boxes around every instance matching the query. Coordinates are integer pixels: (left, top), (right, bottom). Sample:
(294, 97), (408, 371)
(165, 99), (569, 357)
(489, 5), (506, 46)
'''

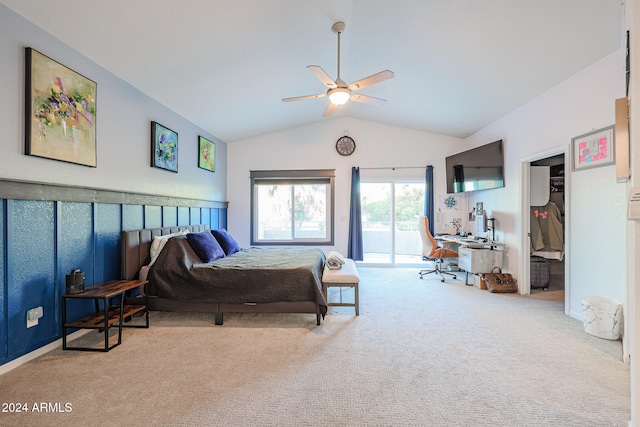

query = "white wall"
(229, 49), (627, 324)
(0, 5), (227, 202)
(627, 0), (639, 421)
(464, 50), (627, 320)
(227, 116), (465, 251)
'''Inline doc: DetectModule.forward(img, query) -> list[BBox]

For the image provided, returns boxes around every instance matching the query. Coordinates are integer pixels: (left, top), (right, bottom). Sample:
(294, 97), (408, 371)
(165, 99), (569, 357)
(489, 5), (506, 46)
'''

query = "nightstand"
(62, 279), (149, 351)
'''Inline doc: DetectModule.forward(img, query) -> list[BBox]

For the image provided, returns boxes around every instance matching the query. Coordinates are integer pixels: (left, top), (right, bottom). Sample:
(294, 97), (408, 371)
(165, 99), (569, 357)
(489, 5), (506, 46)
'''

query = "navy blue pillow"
(186, 231), (225, 262)
(211, 229), (240, 256)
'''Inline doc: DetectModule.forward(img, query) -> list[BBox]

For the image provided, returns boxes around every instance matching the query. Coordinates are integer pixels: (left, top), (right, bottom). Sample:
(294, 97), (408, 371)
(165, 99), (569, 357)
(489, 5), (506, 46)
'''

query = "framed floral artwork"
(198, 136), (215, 172)
(151, 121), (178, 172)
(25, 48), (97, 167)
(571, 125), (615, 171)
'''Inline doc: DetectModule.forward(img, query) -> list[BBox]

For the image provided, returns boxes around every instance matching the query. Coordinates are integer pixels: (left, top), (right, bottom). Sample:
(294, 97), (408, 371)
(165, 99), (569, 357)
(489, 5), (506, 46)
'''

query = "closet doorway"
(530, 154), (566, 295)
(521, 148), (570, 312)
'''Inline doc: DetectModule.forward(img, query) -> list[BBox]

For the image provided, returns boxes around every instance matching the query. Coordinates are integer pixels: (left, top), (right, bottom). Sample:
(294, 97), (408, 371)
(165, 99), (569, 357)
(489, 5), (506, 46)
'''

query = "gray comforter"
(147, 235), (327, 313)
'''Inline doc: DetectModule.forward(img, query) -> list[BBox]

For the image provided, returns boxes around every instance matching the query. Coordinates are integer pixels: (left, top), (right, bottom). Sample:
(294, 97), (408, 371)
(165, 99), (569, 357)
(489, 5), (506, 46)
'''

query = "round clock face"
(336, 136), (356, 156)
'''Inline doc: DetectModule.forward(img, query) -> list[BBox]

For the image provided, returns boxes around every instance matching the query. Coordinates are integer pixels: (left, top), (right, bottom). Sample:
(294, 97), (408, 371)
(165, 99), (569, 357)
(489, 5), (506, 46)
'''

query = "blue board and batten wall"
(0, 181), (227, 365)
(0, 4), (228, 367)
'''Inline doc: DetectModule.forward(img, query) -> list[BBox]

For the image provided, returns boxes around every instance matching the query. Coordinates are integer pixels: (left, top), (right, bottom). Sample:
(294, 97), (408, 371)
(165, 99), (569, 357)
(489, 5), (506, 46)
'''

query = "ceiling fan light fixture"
(283, 21), (393, 116)
(328, 87), (350, 105)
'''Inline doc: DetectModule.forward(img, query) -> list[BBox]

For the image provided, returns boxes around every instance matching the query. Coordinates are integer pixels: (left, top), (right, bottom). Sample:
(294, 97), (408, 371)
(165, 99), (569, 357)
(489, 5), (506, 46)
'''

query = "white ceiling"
(1, 0), (623, 143)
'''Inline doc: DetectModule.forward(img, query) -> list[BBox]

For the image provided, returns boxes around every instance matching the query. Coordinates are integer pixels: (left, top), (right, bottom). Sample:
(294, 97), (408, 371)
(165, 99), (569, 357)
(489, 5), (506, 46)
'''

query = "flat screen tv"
(445, 140), (505, 193)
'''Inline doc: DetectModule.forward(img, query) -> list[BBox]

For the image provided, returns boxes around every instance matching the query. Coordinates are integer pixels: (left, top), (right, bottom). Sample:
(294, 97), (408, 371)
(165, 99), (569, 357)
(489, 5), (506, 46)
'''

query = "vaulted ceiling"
(1, 0), (623, 142)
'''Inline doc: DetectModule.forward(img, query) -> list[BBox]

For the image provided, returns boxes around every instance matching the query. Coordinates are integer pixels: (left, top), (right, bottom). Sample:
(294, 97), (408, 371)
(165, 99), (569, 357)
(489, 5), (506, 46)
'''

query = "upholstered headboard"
(121, 224), (210, 280)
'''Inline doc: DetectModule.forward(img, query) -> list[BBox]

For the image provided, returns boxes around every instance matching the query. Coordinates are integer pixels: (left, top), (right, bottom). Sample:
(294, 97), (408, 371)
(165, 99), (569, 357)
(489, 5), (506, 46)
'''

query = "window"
(360, 180), (425, 265)
(250, 170), (334, 245)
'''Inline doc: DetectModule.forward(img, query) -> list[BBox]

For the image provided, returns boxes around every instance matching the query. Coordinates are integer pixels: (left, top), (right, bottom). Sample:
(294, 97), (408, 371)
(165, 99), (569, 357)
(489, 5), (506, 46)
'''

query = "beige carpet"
(0, 268), (629, 426)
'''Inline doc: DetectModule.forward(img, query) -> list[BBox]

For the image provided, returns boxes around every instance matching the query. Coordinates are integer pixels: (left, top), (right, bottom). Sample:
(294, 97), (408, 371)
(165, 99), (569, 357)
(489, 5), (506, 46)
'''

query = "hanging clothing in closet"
(530, 201), (564, 253)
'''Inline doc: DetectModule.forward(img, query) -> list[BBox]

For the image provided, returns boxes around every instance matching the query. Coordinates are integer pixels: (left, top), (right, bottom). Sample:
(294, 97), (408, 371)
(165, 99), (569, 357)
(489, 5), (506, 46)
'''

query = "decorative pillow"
(186, 230), (225, 263)
(148, 229), (188, 266)
(211, 229), (240, 256)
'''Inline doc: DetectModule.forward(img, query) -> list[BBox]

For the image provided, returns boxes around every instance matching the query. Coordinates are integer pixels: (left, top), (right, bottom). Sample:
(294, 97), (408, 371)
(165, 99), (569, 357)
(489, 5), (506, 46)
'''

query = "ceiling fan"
(282, 21), (394, 117)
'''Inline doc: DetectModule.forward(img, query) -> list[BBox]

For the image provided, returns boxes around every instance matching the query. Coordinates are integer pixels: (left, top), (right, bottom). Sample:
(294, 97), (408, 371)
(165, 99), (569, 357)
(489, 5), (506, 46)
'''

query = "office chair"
(418, 216), (458, 282)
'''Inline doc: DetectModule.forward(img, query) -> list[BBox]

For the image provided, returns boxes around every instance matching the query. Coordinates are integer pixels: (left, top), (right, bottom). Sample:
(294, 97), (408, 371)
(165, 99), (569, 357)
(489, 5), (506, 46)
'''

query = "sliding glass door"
(361, 181), (424, 265)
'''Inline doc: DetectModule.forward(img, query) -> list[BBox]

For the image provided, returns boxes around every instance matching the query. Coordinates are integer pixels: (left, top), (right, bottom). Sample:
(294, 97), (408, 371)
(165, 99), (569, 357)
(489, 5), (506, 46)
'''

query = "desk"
(435, 236), (505, 285)
(436, 235), (505, 250)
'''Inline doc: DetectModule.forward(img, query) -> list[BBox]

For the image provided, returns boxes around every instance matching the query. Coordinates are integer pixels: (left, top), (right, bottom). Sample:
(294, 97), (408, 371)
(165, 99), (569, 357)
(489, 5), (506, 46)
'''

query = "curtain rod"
(358, 166), (432, 170)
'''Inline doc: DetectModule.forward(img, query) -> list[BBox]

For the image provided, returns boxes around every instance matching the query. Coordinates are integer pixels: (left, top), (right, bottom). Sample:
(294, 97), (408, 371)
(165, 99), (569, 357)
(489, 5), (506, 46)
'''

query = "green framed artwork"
(25, 48), (97, 167)
(151, 121), (178, 172)
(198, 136), (216, 172)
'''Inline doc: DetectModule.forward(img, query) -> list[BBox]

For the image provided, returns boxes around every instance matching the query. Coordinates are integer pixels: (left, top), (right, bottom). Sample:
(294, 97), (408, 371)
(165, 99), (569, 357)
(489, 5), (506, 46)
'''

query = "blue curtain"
(347, 167), (363, 260)
(423, 166), (434, 236)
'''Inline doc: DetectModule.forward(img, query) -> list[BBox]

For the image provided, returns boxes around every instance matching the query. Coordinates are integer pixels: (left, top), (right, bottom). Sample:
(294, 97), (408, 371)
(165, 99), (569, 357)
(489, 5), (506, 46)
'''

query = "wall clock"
(336, 135), (356, 156)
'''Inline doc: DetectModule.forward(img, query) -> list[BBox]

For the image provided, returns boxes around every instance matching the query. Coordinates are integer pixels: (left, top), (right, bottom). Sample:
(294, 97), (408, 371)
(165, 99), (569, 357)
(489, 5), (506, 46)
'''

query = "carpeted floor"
(527, 290), (564, 302)
(0, 268), (629, 426)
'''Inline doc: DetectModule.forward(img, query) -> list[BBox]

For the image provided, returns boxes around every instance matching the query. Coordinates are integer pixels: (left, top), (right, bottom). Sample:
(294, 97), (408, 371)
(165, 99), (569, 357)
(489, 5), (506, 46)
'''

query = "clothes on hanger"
(530, 201), (563, 252)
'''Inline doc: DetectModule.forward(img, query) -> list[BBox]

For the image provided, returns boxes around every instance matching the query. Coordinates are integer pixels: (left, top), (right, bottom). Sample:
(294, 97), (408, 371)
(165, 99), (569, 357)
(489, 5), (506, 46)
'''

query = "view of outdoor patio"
(361, 182), (424, 265)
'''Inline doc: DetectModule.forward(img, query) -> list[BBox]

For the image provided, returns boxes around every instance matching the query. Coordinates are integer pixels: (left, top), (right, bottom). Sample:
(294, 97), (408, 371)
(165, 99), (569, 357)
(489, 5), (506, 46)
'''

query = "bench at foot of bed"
(322, 258), (360, 316)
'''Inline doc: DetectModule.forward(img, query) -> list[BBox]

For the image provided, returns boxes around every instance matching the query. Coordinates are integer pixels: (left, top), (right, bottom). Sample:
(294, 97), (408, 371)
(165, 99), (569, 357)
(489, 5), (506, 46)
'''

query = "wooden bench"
(322, 258), (359, 315)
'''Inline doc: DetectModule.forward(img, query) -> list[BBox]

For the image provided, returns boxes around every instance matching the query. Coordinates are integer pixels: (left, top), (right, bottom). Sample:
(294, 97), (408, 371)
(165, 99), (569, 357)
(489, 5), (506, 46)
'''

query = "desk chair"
(418, 216), (458, 282)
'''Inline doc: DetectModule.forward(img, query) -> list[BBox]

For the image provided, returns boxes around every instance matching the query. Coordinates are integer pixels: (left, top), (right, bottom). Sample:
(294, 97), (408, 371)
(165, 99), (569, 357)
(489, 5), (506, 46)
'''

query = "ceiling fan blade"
(282, 93), (326, 102)
(348, 70), (394, 91)
(350, 93), (387, 106)
(307, 65), (337, 89)
(323, 102), (338, 118)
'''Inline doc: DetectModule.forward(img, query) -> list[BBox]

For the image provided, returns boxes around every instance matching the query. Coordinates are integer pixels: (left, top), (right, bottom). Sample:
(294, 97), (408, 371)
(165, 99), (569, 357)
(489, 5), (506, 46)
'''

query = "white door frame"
(519, 145), (570, 315)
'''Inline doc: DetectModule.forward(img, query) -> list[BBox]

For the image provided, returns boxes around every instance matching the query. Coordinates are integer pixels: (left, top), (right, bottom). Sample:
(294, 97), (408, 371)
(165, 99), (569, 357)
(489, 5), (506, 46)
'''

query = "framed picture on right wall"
(198, 135), (215, 172)
(571, 125), (615, 171)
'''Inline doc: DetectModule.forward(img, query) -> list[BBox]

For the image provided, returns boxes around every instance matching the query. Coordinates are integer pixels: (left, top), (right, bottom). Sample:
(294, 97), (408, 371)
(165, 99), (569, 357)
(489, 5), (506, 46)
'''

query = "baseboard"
(0, 329), (91, 376)
(569, 308), (583, 322)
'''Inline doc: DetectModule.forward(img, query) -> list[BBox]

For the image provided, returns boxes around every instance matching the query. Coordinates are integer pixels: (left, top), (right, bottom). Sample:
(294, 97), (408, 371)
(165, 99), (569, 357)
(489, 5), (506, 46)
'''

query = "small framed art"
(198, 136), (216, 172)
(151, 121), (178, 172)
(571, 125), (615, 171)
(25, 48), (97, 167)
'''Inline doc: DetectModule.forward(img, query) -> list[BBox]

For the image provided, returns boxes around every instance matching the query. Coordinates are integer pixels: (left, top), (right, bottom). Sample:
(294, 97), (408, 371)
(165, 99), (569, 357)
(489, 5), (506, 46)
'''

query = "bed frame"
(121, 225), (324, 325)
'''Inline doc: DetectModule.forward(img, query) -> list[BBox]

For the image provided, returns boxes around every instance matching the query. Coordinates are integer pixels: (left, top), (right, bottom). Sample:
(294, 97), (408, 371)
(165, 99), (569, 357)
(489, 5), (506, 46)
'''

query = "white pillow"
(148, 229), (188, 267)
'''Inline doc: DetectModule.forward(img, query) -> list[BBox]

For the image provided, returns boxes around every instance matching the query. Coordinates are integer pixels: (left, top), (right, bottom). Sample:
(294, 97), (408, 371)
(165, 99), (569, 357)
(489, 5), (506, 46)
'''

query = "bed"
(121, 225), (327, 325)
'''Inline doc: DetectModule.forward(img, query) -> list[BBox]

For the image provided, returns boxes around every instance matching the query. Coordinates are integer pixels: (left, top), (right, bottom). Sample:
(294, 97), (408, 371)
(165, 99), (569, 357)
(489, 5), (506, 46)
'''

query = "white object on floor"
(581, 295), (622, 340)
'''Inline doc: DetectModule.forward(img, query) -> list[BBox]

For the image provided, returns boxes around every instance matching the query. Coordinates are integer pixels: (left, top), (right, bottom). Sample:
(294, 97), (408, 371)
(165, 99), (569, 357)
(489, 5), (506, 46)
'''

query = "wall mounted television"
(445, 140), (505, 193)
